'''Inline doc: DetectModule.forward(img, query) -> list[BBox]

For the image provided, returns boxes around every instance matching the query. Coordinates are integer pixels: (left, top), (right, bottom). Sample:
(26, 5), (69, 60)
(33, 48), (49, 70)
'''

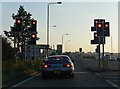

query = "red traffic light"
(105, 23), (109, 28)
(32, 21), (36, 25)
(31, 34), (36, 39)
(98, 23), (102, 28)
(17, 19), (21, 24)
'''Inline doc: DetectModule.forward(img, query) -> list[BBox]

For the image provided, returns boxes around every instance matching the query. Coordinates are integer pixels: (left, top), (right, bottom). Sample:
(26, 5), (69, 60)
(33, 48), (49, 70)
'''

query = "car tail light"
(66, 64), (71, 68)
(63, 64), (71, 68)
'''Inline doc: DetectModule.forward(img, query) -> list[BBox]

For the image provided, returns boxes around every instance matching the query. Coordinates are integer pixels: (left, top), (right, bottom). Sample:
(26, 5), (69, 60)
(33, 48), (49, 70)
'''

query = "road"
(10, 59), (119, 88)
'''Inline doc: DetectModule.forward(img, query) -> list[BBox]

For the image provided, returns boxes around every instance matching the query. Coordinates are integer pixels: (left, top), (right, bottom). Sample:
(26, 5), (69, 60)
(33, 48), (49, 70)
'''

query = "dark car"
(41, 55), (75, 79)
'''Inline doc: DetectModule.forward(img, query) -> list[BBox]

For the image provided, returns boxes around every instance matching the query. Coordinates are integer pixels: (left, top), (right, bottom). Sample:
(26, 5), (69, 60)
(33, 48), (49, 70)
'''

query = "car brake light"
(44, 64), (48, 68)
(66, 64), (71, 68)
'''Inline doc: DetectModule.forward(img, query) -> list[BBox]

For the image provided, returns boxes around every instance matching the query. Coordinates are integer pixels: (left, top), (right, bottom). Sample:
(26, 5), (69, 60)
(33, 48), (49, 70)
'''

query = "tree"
(4, 5), (33, 40)
(3, 6), (38, 60)
(2, 36), (15, 61)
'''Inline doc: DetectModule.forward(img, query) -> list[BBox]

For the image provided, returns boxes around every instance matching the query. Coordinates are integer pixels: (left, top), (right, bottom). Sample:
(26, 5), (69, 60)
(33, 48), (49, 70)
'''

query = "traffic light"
(31, 20), (37, 32)
(91, 32), (105, 44)
(96, 45), (100, 53)
(57, 44), (62, 55)
(79, 48), (82, 52)
(104, 22), (110, 36)
(94, 19), (99, 27)
(16, 18), (22, 32)
(94, 19), (105, 27)
(31, 33), (36, 39)
(28, 33), (36, 44)
(94, 32), (98, 39)
(96, 22), (103, 36)
(91, 27), (96, 31)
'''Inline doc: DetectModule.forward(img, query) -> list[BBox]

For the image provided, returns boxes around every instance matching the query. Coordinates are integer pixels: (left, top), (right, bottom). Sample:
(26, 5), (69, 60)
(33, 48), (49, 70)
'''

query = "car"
(41, 55), (75, 79)
(109, 56), (117, 61)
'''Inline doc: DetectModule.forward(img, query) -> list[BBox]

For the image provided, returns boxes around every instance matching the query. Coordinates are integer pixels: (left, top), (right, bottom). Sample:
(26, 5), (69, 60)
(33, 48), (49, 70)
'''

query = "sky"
(0, 0), (119, 53)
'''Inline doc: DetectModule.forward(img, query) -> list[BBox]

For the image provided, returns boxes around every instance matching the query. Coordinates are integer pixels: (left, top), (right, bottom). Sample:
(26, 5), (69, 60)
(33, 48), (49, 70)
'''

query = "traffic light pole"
(102, 23), (105, 69)
(98, 36), (101, 67)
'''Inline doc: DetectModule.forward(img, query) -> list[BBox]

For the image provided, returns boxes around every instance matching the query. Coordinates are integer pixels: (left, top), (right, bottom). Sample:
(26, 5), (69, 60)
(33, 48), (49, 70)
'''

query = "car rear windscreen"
(46, 57), (70, 64)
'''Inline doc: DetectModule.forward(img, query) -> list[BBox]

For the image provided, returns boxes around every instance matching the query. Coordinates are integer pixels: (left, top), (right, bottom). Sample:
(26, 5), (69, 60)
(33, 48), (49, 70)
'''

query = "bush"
(2, 59), (43, 83)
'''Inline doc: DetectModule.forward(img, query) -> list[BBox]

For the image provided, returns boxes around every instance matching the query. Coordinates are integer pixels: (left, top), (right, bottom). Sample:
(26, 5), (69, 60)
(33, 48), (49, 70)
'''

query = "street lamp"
(62, 33), (68, 52)
(47, 2), (62, 46)
(66, 40), (70, 52)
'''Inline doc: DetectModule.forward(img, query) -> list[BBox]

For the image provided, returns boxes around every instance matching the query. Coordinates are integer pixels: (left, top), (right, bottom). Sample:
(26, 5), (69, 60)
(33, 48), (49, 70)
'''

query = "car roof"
(48, 55), (70, 58)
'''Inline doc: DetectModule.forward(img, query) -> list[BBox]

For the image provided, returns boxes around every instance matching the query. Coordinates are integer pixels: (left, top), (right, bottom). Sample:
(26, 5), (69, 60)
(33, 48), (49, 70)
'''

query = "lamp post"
(62, 33), (68, 52)
(66, 40), (70, 52)
(47, 2), (62, 46)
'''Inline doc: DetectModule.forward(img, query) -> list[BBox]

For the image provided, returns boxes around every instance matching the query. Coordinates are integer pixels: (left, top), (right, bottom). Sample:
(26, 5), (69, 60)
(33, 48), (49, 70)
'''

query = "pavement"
(86, 66), (119, 72)
(82, 59), (119, 72)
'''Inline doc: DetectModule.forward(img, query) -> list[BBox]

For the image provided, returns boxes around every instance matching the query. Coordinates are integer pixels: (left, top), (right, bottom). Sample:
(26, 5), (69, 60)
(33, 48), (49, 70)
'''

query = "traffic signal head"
(91, 27), (96, 31)
(94, 32), (98, 39)
(104, 22), (110, 36)
(96, 22), (103, 36)
(31, 20), (37, 32)
(16, 18), (22, 32)
(31, 34), (36, 39)
(96, 45), (100, 53)
(94, 19), (105, 27)
(99, 19), (105, 23)
(28, 33), (37, 45)
(79, 48), (82, 52)
(94, 19), (99, 27)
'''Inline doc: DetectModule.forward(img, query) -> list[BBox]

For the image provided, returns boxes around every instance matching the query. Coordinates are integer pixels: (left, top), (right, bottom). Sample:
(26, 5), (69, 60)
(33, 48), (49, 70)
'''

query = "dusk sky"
(1, 0), (119, 53)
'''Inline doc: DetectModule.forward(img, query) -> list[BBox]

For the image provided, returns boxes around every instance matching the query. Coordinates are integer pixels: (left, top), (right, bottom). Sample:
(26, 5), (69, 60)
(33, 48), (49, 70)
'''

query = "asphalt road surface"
(9, 59), (119, 88)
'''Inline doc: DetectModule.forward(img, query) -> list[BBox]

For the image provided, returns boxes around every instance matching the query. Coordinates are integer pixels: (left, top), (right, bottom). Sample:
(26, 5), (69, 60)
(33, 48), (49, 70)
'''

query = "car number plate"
(54, 70), (61, 74)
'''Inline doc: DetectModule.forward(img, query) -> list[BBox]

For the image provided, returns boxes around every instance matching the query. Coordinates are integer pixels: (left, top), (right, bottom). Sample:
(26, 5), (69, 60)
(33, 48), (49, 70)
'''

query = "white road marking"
(112, 80), (120, 82)
(105, 80), (119, 88)
(11, 73), (40, 88)
(74, 72), (89, 74)
(101, 74), (119, 76)
(95, 73), (100, 76)
(104, 76), (119, 79)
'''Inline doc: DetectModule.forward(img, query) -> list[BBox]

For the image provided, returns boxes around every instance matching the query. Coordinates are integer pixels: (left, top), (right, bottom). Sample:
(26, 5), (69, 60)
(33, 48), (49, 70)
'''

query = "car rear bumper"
(42, 69), (74, 76)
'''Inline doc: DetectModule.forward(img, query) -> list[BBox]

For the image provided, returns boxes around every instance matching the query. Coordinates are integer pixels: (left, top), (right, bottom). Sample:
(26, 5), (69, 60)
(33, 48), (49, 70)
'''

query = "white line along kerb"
(12, 73), (40, 87)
